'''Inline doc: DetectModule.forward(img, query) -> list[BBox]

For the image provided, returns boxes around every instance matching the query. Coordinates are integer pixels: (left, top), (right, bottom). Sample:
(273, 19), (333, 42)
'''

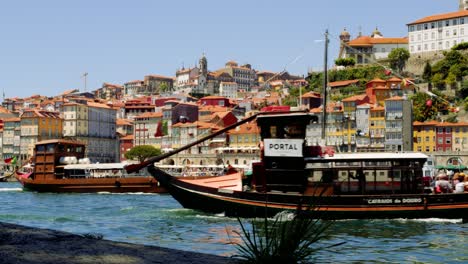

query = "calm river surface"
(0, 182), (466, 263)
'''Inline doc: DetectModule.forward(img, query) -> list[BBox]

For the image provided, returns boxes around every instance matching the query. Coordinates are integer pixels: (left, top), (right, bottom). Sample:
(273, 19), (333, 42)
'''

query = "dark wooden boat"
(16, 139), (164, 193)
(127, 112), (468, 220)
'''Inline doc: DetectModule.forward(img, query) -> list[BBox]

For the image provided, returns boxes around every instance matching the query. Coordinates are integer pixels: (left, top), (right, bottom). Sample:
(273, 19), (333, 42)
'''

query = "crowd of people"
(433, 171), (468, 194)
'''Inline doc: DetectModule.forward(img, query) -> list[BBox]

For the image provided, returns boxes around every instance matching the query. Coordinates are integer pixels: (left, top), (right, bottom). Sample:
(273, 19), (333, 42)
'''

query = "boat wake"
(0, 188), (23, 192)
(393, 218), (463, 224)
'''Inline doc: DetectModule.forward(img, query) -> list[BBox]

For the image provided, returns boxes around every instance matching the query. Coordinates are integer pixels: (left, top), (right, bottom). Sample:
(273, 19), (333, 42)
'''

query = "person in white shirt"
(454, 174), (465, 193)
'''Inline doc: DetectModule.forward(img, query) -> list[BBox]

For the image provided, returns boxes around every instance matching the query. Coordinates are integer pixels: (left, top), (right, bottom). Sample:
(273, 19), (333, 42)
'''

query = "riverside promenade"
(0, 222), (238, 264)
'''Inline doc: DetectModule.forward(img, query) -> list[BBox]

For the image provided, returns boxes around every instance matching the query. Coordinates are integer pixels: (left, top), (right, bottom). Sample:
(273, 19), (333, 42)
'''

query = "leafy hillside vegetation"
(284, 44), (468, 123)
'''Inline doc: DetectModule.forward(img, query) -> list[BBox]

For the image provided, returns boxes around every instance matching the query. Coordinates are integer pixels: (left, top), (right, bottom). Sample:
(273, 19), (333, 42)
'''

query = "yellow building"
(369, 106), (385, 151)
(447, 122), (468, 151)
(20, 109), (62, 159)
(228, 122), (260, 149)
(413, 121), (438, 153)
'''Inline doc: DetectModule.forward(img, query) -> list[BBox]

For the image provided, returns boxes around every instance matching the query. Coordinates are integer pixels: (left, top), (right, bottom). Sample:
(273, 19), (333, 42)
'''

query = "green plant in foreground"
(233, 207), (344, 264)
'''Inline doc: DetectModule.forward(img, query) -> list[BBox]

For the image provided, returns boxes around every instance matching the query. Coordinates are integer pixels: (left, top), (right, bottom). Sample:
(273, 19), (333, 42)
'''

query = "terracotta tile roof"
(0, 106), (12, 114)
(125, 80), (144, 84)
(348, 36), (408, 46)
(342, 94), (367, 102)
(228, 122), (259, 135)
(413, 120), (439, 126)
(385, 96), (404, 101)
(199, 105), (230, 112)
(194, 121), (222, 130)
(134, 112), (163, 119)
(200, 95), (228, 100)
(145, 74), (174, 80)
(103, 83), (123, 89)
(60, 89), (79, 96)
(387, 77), (402, 82)
(302, 91), (321, 98)
(439, 122), (468, 127)
(408, 10), (468, 25)
(87, 101), (112, 109)
(367, 78), (386, 84)
(370, 106), (385, 111)
(329, 79), (360, 88)
(116, 119), (133, 126)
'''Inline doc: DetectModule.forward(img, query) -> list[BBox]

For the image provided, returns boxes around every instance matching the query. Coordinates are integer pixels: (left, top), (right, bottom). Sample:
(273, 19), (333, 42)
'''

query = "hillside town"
(0, 1), (468, 169)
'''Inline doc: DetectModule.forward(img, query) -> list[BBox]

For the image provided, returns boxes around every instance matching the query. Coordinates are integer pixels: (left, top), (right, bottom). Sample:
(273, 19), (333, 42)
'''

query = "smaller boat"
(16, 139), (164, 193)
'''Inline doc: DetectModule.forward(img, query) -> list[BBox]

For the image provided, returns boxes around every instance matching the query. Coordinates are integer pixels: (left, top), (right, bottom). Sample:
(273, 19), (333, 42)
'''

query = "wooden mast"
(321, 30), (329, 143)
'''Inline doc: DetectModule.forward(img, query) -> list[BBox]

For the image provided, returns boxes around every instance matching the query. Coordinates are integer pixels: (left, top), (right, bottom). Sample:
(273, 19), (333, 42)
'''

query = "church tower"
(197, 53), (208, 94)
(338, 28), (351, 59)
(199, 53), (207, 76)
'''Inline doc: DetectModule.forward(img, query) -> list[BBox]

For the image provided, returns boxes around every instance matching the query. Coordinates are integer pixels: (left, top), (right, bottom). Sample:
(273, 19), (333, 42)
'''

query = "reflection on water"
(0, 182), (467, 262)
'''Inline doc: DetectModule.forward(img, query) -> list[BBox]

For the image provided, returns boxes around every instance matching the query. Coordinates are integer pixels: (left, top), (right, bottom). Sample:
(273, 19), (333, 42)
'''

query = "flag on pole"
(4, 157), (12, 164)
(11, 156), (17, 165)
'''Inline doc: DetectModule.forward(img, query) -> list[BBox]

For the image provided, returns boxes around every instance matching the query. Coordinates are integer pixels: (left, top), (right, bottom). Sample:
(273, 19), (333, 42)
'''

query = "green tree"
(431, 73), (445, 89)
(452, 42), (468, 51)
(388, 48), (410, 73)
(162, 120), (169, 135)
(458, 80), (468, 99)
(422, 61), (432, 83)
(445, 72), (457, 88)
(124, 145), (161, 163)
(159, 82), (170, 93)
(410, 91), (448, 122)
(334, 58), (356, 67)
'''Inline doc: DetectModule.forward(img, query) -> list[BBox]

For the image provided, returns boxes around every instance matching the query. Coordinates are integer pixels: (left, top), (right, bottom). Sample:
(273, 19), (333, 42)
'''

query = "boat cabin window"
(270, 126), (278, 138)
(76, 146), (84, 153)
(36, 145), (45, 152)
(284, 124), (305, 138)
(66, 146), (74, 152)
(58, 144), (65, 153)
(306, 159), (424, 194)
(46, 144), (55, 153)
(262, 123), (305, 139)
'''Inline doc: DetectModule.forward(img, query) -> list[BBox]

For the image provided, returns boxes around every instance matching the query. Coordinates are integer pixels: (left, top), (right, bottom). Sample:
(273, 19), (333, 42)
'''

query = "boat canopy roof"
(306, 152), (428, 162)
(36, 139), (85, 147)
(64, 163), (127, 170)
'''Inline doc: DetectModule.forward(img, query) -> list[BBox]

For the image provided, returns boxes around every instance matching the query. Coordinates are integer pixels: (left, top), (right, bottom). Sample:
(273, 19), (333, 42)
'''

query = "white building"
(219, 81), (238, 99)
(61, 101), (118, 163)
(175, 68), (199, 90)
(407, 10), (468, 54)
(341, 28), (408, 64)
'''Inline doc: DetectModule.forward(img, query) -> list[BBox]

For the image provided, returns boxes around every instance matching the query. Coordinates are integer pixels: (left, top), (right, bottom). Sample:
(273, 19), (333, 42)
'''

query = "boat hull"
(17, 176), (165, 193)
(150, 167), (468, 220)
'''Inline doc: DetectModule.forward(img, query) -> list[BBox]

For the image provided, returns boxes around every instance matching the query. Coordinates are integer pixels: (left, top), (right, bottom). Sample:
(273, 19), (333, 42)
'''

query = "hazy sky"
(0, 0), (458, 98)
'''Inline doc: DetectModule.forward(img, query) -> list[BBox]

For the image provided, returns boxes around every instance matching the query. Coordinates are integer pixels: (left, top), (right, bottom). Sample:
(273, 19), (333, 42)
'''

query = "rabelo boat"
(126, 112), (468, 220)
(16, 139), (164, 193)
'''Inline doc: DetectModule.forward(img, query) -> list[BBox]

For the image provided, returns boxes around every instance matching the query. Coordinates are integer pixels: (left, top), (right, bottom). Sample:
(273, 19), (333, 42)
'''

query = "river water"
(0, 182), (466, 263)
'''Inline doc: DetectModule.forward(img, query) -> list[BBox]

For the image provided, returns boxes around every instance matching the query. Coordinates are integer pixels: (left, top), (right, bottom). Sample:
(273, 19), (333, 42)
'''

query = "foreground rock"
(0, 222), (238, 264)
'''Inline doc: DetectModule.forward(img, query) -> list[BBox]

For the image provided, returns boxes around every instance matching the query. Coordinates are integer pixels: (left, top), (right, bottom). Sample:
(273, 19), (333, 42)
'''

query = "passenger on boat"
(454, 174), (466, 193)
(453, 172), (460, 186)
(435, 173), (453, 193)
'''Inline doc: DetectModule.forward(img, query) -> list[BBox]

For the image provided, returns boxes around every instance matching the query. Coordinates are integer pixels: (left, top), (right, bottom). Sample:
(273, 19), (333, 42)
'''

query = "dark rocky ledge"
(0, 222), (239, 264)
